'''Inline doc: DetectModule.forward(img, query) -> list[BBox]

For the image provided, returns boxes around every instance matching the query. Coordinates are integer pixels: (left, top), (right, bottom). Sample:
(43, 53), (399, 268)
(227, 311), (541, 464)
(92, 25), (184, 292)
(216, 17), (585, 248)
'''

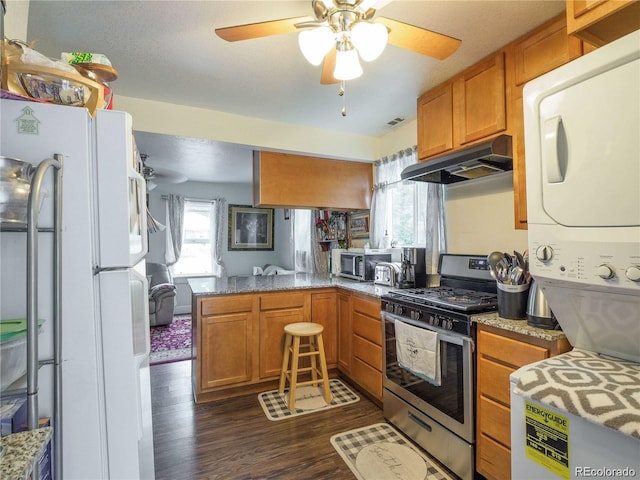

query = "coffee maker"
(396, 247), (427, 289)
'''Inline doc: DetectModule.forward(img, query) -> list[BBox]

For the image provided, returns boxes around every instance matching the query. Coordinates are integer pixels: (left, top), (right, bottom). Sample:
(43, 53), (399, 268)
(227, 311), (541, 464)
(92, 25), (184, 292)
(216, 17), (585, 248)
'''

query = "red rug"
(149, 315), (192, 365)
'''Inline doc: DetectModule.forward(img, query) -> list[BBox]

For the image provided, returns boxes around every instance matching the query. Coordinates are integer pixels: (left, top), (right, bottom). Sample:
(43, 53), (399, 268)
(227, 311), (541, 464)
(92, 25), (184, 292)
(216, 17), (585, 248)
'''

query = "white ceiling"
(24, 0), (566, 183)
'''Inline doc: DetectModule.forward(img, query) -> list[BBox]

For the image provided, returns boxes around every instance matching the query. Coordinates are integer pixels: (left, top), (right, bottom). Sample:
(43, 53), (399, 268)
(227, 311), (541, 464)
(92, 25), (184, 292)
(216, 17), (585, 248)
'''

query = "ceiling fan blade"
(215, 16), (313, 42)
(320, 48), (339, 85)
(376, 17), (461, 60)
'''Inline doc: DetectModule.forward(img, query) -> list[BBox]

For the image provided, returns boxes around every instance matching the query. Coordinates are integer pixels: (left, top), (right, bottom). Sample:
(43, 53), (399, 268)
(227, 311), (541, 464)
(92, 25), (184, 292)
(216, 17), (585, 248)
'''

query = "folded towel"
(395, 320), (441, 386)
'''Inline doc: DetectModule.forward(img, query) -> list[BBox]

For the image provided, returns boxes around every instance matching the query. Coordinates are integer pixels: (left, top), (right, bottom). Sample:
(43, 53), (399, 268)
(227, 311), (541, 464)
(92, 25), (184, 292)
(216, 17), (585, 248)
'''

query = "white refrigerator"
(1, 99), (155, 479)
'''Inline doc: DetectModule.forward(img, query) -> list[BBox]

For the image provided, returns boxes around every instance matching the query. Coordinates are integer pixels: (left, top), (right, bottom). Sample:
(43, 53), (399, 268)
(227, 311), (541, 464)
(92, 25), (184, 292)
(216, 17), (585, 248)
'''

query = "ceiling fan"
(140, 154), (188, 189)
(215, 0), (462, 85)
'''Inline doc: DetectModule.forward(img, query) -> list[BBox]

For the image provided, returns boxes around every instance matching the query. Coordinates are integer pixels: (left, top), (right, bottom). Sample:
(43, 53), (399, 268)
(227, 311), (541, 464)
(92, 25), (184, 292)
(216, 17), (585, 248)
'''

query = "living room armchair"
(146, 262), (177, 327)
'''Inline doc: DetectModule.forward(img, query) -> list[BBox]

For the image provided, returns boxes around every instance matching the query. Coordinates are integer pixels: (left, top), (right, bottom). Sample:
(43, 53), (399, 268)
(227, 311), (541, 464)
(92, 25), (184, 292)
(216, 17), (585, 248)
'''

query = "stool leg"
(316, 334), (332, 404)
(278, 333), (292, 394)
(288, 336), (301, 410)
(310, 335), (318, 387)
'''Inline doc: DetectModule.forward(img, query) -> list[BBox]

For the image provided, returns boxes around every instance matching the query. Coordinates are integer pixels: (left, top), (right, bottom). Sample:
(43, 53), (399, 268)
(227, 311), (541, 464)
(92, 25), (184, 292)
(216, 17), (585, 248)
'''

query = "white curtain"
(371, 146), (447, 275)
(311, 210), (329, 274)
(210, 198), (226, 276)
(291, 209), (330, 274)
(164, 194), (185, 266)
(293, 209), (311, 272)
(370, 147), (418, 248)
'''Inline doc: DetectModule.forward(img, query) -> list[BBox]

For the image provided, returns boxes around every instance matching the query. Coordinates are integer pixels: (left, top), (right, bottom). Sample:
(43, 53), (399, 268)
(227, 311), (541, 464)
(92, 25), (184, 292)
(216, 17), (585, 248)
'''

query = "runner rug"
(258, 379), (359, 421)
(149, 315), (192, 366)
(330, 423), (455, 480)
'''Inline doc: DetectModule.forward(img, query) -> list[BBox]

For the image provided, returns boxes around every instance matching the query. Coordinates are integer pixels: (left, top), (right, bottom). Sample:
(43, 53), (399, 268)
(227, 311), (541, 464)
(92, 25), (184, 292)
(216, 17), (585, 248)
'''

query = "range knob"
(410, 310), (422, 321)
(394, 305), (404, 315)
(385, 303), (394, 313)
(596, 264), (615, 280)
(535, 245), (554, 262)
(443, 319), (453, 330)
(625, 265), (640, 282)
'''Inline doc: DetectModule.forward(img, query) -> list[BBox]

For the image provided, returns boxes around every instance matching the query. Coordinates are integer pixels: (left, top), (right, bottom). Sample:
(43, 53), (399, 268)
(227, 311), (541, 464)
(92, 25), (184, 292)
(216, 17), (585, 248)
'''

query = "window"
(172, 200), (216, 276)
(386, 181), (426, 247)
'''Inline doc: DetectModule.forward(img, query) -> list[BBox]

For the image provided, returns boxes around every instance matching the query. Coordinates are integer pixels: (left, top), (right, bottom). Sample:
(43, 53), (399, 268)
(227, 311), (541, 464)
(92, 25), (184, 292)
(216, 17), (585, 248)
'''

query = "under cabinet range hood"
(401, 135), (513, 184)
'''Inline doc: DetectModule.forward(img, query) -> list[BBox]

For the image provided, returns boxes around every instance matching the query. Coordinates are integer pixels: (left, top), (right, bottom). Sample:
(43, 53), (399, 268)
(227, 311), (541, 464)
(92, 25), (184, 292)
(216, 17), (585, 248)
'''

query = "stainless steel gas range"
(380, 254), (497, 480)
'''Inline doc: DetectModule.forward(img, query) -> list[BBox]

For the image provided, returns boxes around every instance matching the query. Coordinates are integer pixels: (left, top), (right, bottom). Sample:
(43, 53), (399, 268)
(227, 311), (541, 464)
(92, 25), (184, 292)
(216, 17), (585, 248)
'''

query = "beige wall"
(4, 0), (30, 40)
(119, 96), (528, 256)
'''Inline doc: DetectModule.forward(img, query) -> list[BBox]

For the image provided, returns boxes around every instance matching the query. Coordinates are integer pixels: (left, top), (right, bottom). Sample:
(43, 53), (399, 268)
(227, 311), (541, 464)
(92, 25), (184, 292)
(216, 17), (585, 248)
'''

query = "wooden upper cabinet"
(514, 14), (583, 86)
(566, 0), (640, 47)
(456, 51), (507, 145)
(417, 82), (454, 160)
(253, 151), (373, 210)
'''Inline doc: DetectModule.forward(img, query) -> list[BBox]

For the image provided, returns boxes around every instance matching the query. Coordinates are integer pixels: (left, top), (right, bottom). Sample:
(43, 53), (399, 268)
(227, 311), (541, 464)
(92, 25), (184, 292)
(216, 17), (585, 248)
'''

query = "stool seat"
(284, 322), (324, 336)
(279, 322), (332, 410)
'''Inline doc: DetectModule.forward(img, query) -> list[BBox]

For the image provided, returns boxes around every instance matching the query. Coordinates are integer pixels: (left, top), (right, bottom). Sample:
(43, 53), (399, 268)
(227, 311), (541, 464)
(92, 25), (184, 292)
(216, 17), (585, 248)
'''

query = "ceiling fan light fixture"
(298, 26), (335, 66)
(351, 21), (388, 61)
(334, 46), (363, 81)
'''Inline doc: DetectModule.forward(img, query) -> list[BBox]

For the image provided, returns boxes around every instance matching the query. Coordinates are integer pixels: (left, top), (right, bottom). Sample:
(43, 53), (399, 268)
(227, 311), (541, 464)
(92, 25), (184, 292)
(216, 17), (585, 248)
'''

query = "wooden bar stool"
(278, 322), (332, 410)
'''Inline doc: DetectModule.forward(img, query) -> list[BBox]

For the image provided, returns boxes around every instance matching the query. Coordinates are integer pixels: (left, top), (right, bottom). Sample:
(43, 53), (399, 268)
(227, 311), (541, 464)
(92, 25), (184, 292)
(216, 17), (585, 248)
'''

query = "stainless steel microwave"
(340, 252), (392, 281)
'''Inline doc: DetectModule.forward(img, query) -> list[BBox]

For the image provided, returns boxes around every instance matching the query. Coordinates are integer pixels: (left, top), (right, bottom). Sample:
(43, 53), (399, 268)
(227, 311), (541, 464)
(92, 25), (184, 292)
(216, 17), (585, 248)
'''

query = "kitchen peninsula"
(188, 274), (394, 404)
(188, 274), (570, 406)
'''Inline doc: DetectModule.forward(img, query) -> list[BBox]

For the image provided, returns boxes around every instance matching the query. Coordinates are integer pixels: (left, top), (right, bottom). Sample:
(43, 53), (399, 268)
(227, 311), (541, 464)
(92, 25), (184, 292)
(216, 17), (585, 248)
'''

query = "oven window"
(384, 319), (465, 423)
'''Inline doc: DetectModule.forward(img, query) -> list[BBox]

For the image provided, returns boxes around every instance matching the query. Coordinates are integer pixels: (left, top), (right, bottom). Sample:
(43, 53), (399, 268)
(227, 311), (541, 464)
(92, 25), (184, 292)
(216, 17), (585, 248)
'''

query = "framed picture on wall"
(348, 210), (370, 239)
(228, 205), (274, 251)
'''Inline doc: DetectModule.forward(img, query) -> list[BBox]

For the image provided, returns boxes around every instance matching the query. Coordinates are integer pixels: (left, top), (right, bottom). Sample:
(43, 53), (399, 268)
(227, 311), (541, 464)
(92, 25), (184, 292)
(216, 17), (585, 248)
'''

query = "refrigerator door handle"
(130, 267), (150, 357)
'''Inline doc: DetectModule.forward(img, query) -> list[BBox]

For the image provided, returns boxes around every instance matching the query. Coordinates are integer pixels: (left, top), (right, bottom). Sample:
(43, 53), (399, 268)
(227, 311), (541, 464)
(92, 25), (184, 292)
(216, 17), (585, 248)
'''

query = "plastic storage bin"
(0, 319), (44, 390)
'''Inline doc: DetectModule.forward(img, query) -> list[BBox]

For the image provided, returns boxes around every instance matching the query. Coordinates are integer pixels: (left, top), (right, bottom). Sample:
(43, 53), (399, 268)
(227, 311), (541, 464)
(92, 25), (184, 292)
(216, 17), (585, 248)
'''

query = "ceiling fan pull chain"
(339, 80), (347, 116)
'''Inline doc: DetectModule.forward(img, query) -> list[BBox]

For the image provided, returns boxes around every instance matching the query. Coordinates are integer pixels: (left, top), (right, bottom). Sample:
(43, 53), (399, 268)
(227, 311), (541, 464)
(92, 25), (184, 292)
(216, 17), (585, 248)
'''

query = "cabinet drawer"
(477, 433), (512, 480)
(260, 292), (305, 311)
(479, 356), (514, 406)
(352, 357), (382, 399)
(479, 329), (549, 367)
(352, 295), (380, 318)
(479, 395), (511, 448)
(201, 295), (253, 316)
(352, 312), (382, 346)
(352, 334), (382, 371)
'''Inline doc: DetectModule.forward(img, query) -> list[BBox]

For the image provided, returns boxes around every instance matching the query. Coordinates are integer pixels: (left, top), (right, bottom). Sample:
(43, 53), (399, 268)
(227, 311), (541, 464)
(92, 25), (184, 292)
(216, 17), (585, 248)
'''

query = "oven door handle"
(381, 311), (468, 347)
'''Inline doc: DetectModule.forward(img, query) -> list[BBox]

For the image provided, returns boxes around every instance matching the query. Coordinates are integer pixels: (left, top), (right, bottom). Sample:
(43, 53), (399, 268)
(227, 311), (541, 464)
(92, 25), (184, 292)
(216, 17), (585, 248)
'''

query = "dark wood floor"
(150, 360), (385, 479)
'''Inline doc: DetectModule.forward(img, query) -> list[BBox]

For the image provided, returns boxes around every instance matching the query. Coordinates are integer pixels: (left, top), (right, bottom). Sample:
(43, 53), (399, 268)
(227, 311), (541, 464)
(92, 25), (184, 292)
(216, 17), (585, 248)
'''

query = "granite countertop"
(188, 273), (395, 299)
(187, 274), (566, 342)
(0, 427), (52, 480)
(471, 311), (567, 342)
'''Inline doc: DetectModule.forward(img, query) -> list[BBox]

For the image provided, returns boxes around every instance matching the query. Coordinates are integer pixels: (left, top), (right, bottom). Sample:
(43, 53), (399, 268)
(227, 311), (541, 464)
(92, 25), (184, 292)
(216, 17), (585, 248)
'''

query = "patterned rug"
(149, 315), (192, 366)
(331, 423), (454, 480)
(258, 379), (359, 421)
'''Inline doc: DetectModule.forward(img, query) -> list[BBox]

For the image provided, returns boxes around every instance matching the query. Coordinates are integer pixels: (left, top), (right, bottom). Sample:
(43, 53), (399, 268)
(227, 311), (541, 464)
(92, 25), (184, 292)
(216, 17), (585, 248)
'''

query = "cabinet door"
(514, 15), (582, 86)
(457, 52), (506, 145)
(200, 312), (252, 389)
(566, 0), (640, 47)
(337, 292), (352, 373)
(311, 291), (338, 367)
(259, 308), (305, 379)
(417, 82), (454, 159)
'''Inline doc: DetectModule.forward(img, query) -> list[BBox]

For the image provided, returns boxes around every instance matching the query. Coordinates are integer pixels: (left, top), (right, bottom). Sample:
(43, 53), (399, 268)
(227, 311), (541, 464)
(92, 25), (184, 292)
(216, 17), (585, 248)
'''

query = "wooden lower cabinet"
(196, 295), (255, 392)
(311, 291), (338, 366)
(348, 294), (383, 403)
(259, 307), (305, 379)
(337, 292), (352, 373)
(475, 324), (571, 480)
(193, 287), (385, 403)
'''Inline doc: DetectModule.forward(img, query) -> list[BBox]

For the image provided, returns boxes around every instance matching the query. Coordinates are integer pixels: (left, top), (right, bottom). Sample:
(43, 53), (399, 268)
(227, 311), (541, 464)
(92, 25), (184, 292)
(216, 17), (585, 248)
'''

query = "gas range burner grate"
(387, 287), (497, 311)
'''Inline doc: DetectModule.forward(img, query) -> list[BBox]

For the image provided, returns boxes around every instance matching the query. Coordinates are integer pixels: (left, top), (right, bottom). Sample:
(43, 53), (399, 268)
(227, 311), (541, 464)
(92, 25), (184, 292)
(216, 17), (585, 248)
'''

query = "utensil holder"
(497, 282), (530, 320)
